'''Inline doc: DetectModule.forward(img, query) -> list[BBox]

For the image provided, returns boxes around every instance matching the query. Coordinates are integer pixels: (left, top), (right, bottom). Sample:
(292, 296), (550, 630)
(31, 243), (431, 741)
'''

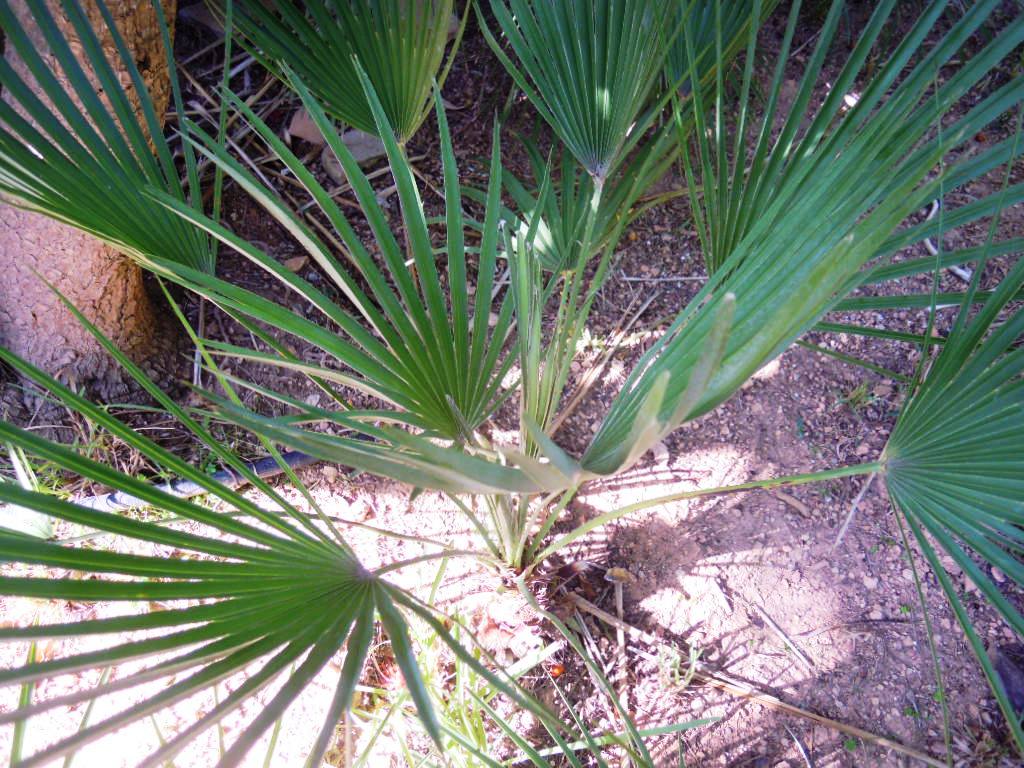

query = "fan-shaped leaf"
(882, 255), (1024, 749)
(0, 370), (432, 767)
(484, 0), (677, 180)
(0, 0), (214, 272)
(234, 0), (463, 143)
(149, 71), (514, 443)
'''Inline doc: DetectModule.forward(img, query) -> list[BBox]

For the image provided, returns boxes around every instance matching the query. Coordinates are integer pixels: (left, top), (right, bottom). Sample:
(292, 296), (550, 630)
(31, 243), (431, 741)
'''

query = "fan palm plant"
(146, 0), (1023, 535)
(233, 0), (465, 144)
(0, 0), (214, 273)
(0, 303), (668, 765)
(1, 0), (1023, 762)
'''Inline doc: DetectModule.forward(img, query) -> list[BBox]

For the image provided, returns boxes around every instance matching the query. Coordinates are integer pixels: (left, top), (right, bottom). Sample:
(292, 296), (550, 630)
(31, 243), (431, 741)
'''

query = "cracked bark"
(0, 0), (178, 399)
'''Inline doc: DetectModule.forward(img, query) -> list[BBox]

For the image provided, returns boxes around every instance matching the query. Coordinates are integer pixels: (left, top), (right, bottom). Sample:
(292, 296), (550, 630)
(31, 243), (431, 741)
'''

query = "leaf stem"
(372, 549), (491, 577)
(528, 462), (882, 570)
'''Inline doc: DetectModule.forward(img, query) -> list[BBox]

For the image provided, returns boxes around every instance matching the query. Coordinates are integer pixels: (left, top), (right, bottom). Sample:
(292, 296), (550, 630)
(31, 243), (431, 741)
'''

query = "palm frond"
(483, 0), (773, 275)
(682, 0), (1022, 276)
(142, 71), (584, 496)
(0, 0), (214, 272)
(234, 0), (463, 143)
(583, 0), (1024, 475)
(149, 70), (515, 445)
(882, 253), (1024, 750)
(0, 349), (437, 768)
(484, 0), (677, 181)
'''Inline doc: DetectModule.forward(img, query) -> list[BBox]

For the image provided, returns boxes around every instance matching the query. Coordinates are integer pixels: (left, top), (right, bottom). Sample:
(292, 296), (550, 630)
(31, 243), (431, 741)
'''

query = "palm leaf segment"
(0, 350), (434, 768)
(149, 69), (513, 446)
(0, 0), (214, 273)
(486, 0), (676, 181)
(666, 0), (775, 96)
(489, 0), (772, 275)
(581, 0), (1024, 475)
(234, 0), (461, 143)
(683, 0), (1024, 277)
(882, 254), (1024, 748)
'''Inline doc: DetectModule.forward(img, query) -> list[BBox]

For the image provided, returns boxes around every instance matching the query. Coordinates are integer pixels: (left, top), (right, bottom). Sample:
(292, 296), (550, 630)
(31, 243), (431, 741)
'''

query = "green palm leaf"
(143, 70), (582, 495)
(882, 253), (1024, 750)
(234, 0), (463, 143)
(0, 0), (214, 272)
(0, 354), (440, 767)
(484, 0), (677, 181)
(148, 69), (514, 444)
(665, 0), (778, 97)
(482, 0), (772, 275)
(583, 0), (1024, 475)
(682, 0), (1023, 276)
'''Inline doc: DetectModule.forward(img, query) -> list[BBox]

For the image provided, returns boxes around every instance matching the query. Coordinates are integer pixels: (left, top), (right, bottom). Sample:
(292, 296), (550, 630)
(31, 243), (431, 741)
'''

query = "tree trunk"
(0, 0), (178, 399)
